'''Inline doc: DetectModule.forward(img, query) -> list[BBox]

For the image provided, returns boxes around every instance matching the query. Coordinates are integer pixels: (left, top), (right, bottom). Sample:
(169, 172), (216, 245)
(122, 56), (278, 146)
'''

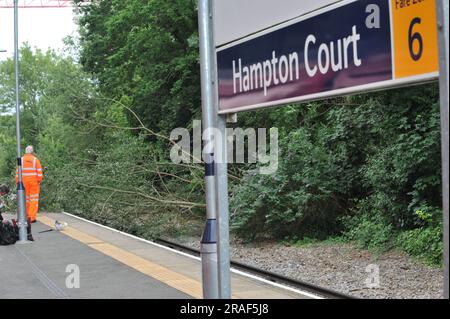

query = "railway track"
(156, 238), (354, 299)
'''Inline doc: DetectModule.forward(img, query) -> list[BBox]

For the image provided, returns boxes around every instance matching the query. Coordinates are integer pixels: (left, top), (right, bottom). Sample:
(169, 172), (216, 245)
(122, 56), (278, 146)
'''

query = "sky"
(0, 7), (77, 61)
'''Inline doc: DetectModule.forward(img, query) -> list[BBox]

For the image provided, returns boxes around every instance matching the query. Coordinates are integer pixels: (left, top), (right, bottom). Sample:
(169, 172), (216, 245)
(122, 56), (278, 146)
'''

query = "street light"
(13, 0), (29, 243)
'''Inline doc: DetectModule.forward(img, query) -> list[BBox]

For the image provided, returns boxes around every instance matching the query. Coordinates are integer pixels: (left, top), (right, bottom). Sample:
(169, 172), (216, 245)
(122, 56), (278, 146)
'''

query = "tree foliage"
(78, 0), (200, 135)
(232, 86), (441, 240)
(0, 44), (204, 238)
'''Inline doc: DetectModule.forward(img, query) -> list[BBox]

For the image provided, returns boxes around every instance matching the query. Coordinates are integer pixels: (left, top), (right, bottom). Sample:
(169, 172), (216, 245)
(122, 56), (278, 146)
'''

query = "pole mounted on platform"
(198, 0), (232, 299)
(13, 0), (28, 243)
(198, 0), (219, 299)
(436, 0), (449, 300)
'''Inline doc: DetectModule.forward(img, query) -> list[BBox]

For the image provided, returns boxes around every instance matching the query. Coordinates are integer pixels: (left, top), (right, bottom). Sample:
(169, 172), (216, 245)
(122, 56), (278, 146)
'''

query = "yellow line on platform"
(38, 216), (203, 299)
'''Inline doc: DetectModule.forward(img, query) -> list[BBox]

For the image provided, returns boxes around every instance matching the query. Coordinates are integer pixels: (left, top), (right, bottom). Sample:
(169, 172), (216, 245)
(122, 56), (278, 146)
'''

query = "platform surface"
(0, 212), (314, 299)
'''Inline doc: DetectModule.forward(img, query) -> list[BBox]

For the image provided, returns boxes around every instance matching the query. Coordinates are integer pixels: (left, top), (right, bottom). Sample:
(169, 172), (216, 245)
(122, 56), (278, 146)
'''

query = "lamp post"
(13, 0), (28, 243)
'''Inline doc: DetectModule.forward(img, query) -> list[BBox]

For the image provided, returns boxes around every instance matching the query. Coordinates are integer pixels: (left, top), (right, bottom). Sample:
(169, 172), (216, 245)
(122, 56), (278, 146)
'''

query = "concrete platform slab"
(0, 215), (190, 299)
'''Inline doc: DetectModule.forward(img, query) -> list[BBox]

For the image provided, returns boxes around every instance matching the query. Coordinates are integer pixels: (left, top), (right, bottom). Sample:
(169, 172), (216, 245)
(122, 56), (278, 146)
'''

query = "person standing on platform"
(15, 145), (43, 223)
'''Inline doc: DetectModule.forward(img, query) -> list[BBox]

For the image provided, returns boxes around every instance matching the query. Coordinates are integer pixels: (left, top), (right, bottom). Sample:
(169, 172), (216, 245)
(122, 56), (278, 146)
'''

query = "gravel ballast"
(167, 236), (444, 299)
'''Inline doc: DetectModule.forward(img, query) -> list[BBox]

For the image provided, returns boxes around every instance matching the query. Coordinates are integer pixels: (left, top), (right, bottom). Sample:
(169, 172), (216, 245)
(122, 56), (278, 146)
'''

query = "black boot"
(27, 219), (34, 242)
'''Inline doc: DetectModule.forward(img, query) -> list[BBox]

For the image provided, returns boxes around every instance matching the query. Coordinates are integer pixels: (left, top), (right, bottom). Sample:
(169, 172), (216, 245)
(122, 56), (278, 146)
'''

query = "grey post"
(210, 0), (231, 298)
(198, 0), (219, 299)
(216, 114), (231, 298)
(436, 0), (449, 299)
(14, 0), (28, 243)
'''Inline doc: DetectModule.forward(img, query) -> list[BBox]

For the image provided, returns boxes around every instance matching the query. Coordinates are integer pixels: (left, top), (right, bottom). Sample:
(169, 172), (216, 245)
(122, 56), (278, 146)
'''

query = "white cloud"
(0, 7), (77, 60)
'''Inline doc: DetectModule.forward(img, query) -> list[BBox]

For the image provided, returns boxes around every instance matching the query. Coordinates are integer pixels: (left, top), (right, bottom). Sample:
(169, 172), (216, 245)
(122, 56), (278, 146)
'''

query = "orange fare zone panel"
(391, 0), (439, 79)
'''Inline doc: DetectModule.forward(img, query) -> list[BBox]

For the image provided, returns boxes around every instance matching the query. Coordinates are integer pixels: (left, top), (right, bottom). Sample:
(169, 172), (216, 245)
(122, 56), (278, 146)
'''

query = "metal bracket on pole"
(436, 0), (449, 299)
(226, 113), (238, 124)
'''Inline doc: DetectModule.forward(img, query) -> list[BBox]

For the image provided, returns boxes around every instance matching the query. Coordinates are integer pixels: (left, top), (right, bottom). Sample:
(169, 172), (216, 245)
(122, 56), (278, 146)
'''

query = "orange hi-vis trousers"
(16, 154), (43, 222)
(24, 182), (40, 222)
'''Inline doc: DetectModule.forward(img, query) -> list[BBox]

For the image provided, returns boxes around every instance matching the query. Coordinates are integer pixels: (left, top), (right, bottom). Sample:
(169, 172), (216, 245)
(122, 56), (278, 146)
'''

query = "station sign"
(217, 0), (439, 114)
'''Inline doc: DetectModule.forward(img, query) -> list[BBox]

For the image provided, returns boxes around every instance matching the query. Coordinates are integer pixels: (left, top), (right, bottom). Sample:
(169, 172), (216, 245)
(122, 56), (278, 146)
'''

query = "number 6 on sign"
(408, 17), (423, 61)
(391, 0), (439, 79)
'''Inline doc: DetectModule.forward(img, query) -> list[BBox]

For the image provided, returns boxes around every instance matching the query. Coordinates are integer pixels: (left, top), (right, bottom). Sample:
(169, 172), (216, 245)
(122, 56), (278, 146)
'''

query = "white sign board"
(214, 0), (342, 47)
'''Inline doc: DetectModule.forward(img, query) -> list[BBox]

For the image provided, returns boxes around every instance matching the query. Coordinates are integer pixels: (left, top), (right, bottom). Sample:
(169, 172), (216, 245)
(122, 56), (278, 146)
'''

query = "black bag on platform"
(0, 213), (34, 244)
(0, 219), (18, 245)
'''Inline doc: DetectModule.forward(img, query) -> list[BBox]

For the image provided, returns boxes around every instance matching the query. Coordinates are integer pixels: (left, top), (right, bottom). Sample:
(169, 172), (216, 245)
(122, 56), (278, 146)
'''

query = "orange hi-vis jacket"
(16, 154), (43, 184)
(16, 154), (43, 222)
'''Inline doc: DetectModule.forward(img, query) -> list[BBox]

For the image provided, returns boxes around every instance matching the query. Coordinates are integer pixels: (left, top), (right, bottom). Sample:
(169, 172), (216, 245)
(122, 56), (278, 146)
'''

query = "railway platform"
(0, 212), (317, 299)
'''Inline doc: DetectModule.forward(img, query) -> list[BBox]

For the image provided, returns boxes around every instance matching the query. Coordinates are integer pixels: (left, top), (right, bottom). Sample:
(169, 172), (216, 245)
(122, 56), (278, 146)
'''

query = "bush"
(230, 126), (347, 240)
(343, 213), (394, 251)
(230, 84), (442, 247)
(396, 226), (443, 266)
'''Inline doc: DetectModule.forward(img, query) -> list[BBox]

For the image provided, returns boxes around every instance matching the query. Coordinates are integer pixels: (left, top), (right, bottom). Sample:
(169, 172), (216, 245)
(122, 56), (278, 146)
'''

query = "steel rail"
(156, 237), (355, 299)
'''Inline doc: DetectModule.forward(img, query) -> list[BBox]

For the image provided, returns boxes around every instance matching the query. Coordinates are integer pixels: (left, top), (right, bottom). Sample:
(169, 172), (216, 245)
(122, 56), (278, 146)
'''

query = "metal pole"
(14, 0), (28, 243)
(436, 0), (449, 299)
(216, 114), (231, 298)
(198, 0), (219, 299)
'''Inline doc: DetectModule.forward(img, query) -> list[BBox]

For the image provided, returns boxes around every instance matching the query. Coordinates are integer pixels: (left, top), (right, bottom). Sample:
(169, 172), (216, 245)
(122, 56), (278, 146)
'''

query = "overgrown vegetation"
(0, 0), (443, 266)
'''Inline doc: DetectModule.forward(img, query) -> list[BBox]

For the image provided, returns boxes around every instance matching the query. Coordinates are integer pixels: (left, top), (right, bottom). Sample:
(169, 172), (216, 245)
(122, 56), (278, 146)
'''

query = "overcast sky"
(0, 7), (77, 61)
